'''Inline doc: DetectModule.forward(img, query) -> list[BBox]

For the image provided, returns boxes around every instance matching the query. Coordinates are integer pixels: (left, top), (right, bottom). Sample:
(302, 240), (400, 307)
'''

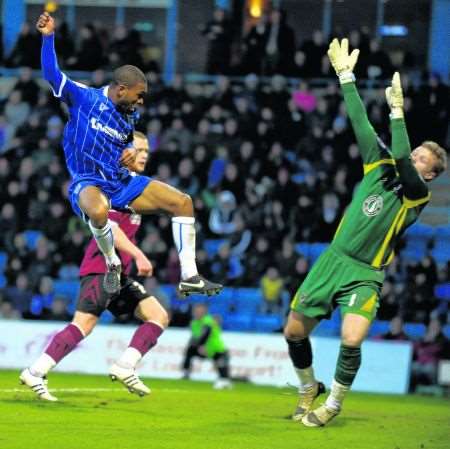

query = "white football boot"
(19, 368), (58, 402)
(302, 404), (340, 427)
(109, 363), (151, 397)
(213, 378), (233, 390)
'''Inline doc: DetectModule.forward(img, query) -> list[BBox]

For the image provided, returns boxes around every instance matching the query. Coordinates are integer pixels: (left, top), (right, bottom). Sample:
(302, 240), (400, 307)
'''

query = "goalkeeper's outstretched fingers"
(327, 38), (360, 83)
(385, 71), (404, 118)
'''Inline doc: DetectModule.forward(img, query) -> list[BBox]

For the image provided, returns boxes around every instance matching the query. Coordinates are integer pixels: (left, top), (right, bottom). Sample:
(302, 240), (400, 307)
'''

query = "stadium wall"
(0, 320), (412, 394)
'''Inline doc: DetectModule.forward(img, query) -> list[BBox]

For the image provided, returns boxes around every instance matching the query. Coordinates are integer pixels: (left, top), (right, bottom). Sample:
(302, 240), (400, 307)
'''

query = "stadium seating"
(368, 320), (390, 337)
(404, 322), (427, 339)
(203, 239), (227, 259)
(0, 251), (7, 271)
(23, 230), (44, 250)
(402, 222), (435, 262)
(222, 313), (253, 331)
(309, 243), (329, 264)
(234, 288), (263, 313)
(252, 314), (283, 332)
(53, 280), (80, 302)
(435, 283), (450, 301)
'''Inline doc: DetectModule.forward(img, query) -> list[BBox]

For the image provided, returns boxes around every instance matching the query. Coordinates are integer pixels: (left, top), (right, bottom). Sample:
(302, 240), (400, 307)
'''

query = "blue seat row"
(222, 313), (283, 332)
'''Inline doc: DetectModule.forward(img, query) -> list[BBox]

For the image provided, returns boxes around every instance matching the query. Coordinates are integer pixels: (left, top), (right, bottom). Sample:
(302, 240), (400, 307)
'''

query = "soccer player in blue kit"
(36, 12), (222, 297)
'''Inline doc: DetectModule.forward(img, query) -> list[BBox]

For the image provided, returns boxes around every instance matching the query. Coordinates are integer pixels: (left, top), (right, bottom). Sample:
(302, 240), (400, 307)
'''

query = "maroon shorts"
(76, 274), (149, 318)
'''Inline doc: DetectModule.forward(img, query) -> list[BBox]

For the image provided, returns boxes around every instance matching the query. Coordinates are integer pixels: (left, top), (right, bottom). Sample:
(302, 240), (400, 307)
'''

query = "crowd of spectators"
(1, 20), (159, 73)
(0, 18), (449, 332)
(0, 67), (448, 325)
(376, 316), (450, 392)
(202, 7), (416, 79)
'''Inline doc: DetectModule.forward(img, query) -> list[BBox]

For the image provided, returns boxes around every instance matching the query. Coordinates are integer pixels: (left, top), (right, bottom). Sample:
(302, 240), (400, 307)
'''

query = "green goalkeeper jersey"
(331, 83), (430, 269)
(191, 314), (227, 358)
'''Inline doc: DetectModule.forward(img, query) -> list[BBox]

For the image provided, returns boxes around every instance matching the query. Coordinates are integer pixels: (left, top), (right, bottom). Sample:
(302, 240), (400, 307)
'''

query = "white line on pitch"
(0, 387), (188, 393)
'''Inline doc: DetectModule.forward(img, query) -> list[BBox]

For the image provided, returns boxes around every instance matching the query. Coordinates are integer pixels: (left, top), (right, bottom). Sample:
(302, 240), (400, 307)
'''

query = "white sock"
(117, 347), (142, 369)
(88, 220), (119, 265)
(294, 366), (317, 390)
(30, 353), (56, 377)
(171, 216), (198, 279)
(325, 379), (349, 411)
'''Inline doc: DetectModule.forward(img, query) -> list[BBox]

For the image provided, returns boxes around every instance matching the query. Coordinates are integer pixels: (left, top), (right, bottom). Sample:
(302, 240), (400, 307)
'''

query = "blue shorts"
(68, 173), (152, 221)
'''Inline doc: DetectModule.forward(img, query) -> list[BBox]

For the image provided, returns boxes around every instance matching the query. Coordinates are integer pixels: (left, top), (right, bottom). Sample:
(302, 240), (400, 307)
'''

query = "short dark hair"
(112, 65), (147, 88)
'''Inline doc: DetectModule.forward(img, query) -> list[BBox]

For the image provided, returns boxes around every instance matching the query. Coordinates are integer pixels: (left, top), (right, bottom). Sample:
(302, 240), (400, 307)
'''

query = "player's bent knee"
(150, 307), (169, 329)
(174, 192), (193, 216)
(72, 313), (98, 336)
(284, 323), (307, 341)
(86, 204), (109, 226)
(136, 297), (169, 328)
(283, 311), (314, 340)
(341, 333), (364, 348)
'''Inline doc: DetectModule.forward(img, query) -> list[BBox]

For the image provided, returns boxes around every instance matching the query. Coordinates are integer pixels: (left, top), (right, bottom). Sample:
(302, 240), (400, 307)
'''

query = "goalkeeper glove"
(385, 72), (404, 119)
(327, 38), (359, 84)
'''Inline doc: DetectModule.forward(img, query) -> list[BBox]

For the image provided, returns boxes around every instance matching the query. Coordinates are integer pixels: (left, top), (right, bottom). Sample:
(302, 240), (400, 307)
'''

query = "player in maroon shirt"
(20, 133), (169, 401)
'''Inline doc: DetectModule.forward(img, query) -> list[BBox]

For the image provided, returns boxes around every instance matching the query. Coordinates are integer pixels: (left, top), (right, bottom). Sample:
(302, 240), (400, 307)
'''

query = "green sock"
(334, 344), (361, 386)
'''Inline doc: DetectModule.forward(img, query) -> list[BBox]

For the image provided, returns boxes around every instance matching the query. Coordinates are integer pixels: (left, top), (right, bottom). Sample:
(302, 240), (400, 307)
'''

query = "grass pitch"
(0, 370), (448, 449)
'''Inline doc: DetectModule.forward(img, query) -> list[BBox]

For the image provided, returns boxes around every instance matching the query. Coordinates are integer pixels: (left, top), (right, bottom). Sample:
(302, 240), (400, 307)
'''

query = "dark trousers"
(182, 345), (230, 379)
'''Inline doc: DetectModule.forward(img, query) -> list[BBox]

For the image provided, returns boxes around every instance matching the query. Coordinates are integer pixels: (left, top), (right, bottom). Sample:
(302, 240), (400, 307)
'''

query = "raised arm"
(386, 73), (429, 203)
(37, 12), (88, 105)
(110, 222), (153, 277)
(328, 38), (381, 165)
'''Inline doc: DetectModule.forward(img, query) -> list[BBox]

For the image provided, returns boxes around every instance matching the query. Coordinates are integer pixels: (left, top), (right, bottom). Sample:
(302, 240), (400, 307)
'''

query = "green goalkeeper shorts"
(290, 245), (385, 321)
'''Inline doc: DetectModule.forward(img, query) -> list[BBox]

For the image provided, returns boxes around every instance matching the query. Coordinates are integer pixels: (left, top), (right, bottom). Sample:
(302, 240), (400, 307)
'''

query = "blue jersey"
(41, 34), (152, 221)
(41, 34), (137, 182)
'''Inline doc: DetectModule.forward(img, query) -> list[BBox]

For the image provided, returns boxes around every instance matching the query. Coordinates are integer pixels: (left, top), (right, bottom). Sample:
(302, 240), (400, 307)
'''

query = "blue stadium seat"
(99, 310), (114, 324)
(0, 251), (7, 271)
(23, 230), (43, 250)
(215, 287), (235, 302)
(313, 309), (341, 337)
(309, 243), (329, 263)
(404, 222), (435, 239)
(401, 242), (427, 262)
(430, 245), (450, 265)
(368, 320), (390, 337)
(234, 287), (262, 301)
(159, 284), (177, 301)
(203, 239), (227, 259)
(435, 224), (450, 239)
(404, 323), (426, 339)
(313, 320), (340, 337)
(252, 314), (283, 332)
(0, 274), (6, 289)
(295, 242), (310, 258)
(222, 313), (253, 331)
(443, 325), (450, 339)
(234, 288), (263, 313)
(432, 225), (450, 265)
(204, 288), (235, 316)
(53, 280), (80, 302)
(435, 283), (450, 301)
(208, 303), (230, 317)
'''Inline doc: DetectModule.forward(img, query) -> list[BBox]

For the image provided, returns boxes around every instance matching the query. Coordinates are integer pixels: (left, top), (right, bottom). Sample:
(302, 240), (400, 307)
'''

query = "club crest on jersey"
(362, 195), (383, 217)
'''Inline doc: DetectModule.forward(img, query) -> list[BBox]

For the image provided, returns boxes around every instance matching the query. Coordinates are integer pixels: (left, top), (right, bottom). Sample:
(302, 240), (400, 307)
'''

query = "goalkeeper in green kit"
(182, 303), (232, 389)
(283, 38), (447, 427)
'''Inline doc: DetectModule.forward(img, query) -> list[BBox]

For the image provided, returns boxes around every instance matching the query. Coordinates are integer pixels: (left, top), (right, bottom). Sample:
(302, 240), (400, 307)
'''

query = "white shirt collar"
(102, 85), (109, 97)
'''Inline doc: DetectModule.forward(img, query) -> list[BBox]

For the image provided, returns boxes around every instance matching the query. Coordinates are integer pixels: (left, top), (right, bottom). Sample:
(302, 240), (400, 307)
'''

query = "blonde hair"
(133, 131), (150, 152)
(421, 141), (447, 176)
(133, 131), (147, 140)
